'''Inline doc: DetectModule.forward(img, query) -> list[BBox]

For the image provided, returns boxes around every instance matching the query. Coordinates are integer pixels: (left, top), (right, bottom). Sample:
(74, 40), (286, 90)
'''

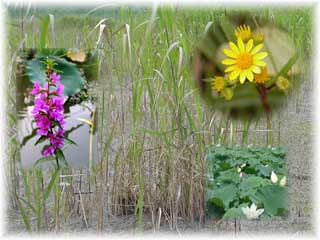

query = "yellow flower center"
(236, 53), (253, 70)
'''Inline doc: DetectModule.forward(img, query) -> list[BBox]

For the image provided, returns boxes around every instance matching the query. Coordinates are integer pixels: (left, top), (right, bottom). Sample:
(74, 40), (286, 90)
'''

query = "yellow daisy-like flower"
(276, 76), (290, 91)
(253, 32), (264, 45)
(235, 25), (252, 43)
(254, 67), (269, 84)
(222, 38), (268, 84)
(212, 76), (226, 92)
(221, 88), (234, 100)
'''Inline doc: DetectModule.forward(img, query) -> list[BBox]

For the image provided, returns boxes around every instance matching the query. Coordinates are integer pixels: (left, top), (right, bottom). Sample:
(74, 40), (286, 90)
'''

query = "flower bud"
(276, 76), (290, 92)
(271, 171), (278, 184)
(280, 176), (286, 187)
(221, 87), (234, 100)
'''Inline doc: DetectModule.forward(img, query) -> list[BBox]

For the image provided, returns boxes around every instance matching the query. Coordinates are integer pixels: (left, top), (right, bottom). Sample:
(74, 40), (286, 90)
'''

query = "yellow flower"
(235, 25), (252, 43)
(254, 67), (269, 84)
(221, 88), (234, 100)
(276, 76), (290, 91)
(253, 32), (264, 45)
(212, 76), (225, 92)
(222, 38), (268, 84)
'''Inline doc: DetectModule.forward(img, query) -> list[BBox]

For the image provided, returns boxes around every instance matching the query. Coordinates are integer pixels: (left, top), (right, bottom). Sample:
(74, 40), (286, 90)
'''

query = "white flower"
(280, 176), (286, 186)
(239, 172), (243, 178)
(271, 171), (278, 184)
(241, 203), (264, 220)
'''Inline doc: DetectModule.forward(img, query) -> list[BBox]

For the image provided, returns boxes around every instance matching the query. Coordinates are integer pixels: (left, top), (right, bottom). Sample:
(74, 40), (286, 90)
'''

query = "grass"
(5, 4), (313, 233)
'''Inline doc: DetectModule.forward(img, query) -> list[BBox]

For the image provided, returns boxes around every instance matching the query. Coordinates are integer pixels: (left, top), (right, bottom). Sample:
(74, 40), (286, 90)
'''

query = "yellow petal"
(250, 43), (263, 54)
(254, 60), (267, 67)
(237, 38), (245, 53)
(229, 70), (240, 80)
(223, 49), (237, 58)
(222, 58), (236, 65)
(251, 66), (261, 74)
(246, 39), (253, 53)
(239, 72), (246, 84)
(229, 42), (240, 55)
(246, 70), (254, 81)
(225, 65), (237, 72)
(253, 52), (268, 60)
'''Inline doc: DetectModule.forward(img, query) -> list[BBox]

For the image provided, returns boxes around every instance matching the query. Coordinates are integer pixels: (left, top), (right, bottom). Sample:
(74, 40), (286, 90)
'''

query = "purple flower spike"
(31, 70), (66, 158)
(31, 81), (41, 95)
(56, 82), (64, 95)
(50, 72), (61, 84)
(43, 146), (56, 156)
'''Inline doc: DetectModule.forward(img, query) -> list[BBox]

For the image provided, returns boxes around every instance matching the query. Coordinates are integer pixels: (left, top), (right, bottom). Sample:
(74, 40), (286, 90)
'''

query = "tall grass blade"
(44, 167), (60, 201)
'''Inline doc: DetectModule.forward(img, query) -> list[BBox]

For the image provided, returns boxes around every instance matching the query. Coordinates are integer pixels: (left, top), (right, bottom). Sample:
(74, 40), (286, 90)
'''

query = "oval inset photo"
(194, 13), (301, 119)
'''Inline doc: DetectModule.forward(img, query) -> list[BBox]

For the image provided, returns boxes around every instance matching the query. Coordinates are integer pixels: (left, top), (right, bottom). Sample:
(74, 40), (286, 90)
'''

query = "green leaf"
(44, 167), (60, 201)
(239, 176), (264, 191)
(208, 184), (238, 209)
(271, 147), (286, 158)
(24, 56), (84, 96)
(65, 137), (77, 146)
(16, 197), (32, 232)
(222, 203), (248, 220)
(18, 197), (36, 214)
(55, 148), (68, 167)
(257, 165), (273, 177)
(34, 135), (47, 146)
(254, 185), (287, 216)
(34, 156), (55, 167)
(217, 169), (240, 183)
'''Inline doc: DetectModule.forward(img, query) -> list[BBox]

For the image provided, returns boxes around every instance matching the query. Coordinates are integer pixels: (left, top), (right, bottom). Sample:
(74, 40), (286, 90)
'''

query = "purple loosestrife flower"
(43, 146), (56, 157)
(49, 72), (61, 84)
(31, 81), (41, 95)
(31, 70), (66, 157)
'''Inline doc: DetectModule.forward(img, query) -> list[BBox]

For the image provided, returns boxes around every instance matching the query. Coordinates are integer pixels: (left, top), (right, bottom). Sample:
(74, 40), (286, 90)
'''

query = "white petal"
(241, 207), (249, 215)
(250, 202), (257, 211)
(280, 176), (286, 186)
(271, 171), (278, 183)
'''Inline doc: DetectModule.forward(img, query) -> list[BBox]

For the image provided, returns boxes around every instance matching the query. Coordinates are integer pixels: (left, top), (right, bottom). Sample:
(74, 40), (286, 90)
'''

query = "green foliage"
(24, 56), (84, 96)
(206, 145), (288, 219)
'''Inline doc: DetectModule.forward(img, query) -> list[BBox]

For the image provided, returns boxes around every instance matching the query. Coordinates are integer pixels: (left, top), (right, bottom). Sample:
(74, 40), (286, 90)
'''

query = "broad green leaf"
(208, 184), (238, 209)
(24, 56), (84, 96)
(257, 165), (273, 177)
(271, 147), (286, 158)
(217, 169), (240, 183)
(239, 176), (264, 191)
(222, 203), (248, 220)
(254, 185), (287, 216)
